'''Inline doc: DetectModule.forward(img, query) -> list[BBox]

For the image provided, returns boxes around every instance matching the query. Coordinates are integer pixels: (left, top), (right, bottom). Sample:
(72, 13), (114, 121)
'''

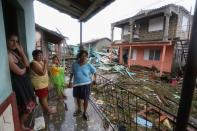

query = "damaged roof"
(38, 0), (115, 22)
(35, 24), (67, 44)
(112, 4), (190, 27)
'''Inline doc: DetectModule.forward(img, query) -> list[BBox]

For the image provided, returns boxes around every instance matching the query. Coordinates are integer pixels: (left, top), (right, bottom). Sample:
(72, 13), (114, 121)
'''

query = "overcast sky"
(34, 0), (196, 45)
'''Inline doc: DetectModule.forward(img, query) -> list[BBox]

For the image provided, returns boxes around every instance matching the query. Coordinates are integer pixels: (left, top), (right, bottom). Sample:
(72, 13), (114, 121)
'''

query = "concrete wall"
(138, 18), (164, 41)
(122, 13), (183, 41)
(0, 0), (12, 104)
(175, 12), (191, 40)
(95, 39), (111, 51)
(0, 0), (35, 103)
(84, 39), (111, 52)
(168, 13), (178, 39)
(128, 45), (174, 72)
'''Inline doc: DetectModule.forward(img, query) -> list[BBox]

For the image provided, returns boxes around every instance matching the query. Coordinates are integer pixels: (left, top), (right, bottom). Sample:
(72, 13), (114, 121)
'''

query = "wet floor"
(35, 88), (106, 131)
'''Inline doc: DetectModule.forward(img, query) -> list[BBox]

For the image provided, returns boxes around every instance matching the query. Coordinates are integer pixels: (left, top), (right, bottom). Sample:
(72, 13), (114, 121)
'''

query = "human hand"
(43, 58), (48, 64)
(92, 80), (96, 85)
(16, 43), (24, 54)
(68, 82), (73, 88)
(22, 67), (26, 74)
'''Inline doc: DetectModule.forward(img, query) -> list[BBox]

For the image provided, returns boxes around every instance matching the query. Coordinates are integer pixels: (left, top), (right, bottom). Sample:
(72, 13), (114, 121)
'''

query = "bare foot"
(48, 107), (57, 114)
(21, 125), (33, 131)
(62, 94), (67, 100)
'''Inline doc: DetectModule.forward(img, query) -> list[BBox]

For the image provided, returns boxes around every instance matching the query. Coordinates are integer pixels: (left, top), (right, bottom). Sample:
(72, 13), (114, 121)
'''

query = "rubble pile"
(91, 64), (197, 130)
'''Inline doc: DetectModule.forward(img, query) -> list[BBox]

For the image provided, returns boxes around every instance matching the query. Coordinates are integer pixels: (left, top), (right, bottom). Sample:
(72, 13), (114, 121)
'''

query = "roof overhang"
(36, 24), (65, 44)
(112, 4), (190, 28)
(38, 0), (115, 22)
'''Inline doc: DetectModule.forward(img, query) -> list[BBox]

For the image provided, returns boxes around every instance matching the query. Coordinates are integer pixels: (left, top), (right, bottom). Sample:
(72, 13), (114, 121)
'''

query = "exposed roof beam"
(38, 0), (82, 18)
(79, 0), (104, 21)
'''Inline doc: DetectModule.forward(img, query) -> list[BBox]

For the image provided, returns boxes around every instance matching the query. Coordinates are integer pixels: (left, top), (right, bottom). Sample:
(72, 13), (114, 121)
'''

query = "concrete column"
(129, 21), (134, 42)
(160, 45), (166, 76)
(111, 25), (114, 41)
(128, 46), (132, 67)
(79, 22), (84, 51)
(119, 46), (123, 64)
(163, 13), (171, 41)
(121, 28), (124, 40)
(109, 46), (113, 63)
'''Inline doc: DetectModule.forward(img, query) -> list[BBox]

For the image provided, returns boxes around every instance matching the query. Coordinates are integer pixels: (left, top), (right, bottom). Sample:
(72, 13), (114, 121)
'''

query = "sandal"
(73, 110), (82, 116)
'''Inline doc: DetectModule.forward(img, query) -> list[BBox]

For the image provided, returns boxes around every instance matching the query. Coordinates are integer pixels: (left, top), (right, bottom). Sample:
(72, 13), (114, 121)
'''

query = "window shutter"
(144, 49), (149, 60)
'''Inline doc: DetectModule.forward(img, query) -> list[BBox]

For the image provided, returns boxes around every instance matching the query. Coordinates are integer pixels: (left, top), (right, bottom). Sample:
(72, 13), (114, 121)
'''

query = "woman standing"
(30, 50), (56, 114)
(69, 50), (96, 121)
(7, 34), (36, 131)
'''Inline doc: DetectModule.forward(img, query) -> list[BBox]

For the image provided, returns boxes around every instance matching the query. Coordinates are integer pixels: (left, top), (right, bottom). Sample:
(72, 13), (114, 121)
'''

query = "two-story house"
(110, 4), (192, 75)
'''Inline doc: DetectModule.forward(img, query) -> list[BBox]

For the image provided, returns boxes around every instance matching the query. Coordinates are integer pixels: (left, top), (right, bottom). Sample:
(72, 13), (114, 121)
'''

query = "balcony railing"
(90, 74), (197, 131)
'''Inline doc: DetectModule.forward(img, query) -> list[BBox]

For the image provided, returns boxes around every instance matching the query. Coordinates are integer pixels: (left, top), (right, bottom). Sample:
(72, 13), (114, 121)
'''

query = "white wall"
(0, 0), (12, 104)
(0, 0), (36, 104)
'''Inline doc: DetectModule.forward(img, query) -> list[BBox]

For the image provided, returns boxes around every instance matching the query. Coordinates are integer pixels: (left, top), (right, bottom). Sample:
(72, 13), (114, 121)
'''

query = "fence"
(90, 74), (197, 131)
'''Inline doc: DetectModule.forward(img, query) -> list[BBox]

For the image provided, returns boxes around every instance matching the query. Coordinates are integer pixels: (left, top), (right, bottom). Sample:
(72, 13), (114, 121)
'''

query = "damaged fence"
(90, 74), (197, 131)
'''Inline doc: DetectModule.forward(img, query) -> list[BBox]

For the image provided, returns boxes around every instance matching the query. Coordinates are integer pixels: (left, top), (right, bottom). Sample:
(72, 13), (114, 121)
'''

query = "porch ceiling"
(38, 0), (115, 22)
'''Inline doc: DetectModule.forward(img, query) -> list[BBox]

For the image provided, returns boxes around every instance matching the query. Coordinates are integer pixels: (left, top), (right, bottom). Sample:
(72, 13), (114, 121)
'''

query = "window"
(133, 24), (140, 38)
(144, 49), (161, 61)
(148, 17), (164, 32)
(131, 49), (137, 60)
(181, 16), (188, 31)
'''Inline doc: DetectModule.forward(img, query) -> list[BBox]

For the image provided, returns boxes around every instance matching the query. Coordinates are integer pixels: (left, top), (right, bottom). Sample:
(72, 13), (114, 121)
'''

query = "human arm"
(16, 43), (29, 67)
(30, 60), (48, 76)
(8, 54), (26, 75)
(89, 64), (97, 84)
(68, 73), (73, 88)
(92, 73), (97, 85)
(68, 64), (74, 88)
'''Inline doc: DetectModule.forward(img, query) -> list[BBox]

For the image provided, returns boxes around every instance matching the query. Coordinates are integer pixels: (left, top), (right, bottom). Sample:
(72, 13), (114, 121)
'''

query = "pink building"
(111, 41), (174, 75)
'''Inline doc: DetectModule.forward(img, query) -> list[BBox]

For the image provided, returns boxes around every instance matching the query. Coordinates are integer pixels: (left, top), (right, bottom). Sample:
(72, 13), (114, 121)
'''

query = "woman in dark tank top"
(7, 34), (36, 131)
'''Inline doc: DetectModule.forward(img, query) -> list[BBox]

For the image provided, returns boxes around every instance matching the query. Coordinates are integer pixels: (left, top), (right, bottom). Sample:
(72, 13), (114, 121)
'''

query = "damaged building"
(110, 4), (192, 75)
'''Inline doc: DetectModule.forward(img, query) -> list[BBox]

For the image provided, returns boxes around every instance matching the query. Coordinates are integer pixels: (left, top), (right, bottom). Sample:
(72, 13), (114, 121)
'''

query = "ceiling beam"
(38, 0), (82, 18)
(79, 0), (104, 21)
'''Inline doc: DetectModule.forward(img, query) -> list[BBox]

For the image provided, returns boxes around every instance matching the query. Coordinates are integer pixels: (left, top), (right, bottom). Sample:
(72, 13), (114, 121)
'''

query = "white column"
(163, 13), (171, 41)
(129, 21), (134, 42)
(111, 25), (114, 41)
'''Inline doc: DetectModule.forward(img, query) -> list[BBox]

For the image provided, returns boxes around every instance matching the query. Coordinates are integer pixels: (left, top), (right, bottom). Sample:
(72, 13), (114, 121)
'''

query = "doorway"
(2, 0), (27, 52)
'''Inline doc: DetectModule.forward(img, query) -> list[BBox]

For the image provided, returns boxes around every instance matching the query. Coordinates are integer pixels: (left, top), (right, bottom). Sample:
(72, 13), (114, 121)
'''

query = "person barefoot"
(30, 50), (56, 115)
(7, 34), (36, 130)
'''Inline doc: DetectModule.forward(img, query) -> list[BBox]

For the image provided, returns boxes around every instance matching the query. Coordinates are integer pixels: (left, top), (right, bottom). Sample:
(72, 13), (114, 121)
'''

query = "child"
(49, 55), (66, 100)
